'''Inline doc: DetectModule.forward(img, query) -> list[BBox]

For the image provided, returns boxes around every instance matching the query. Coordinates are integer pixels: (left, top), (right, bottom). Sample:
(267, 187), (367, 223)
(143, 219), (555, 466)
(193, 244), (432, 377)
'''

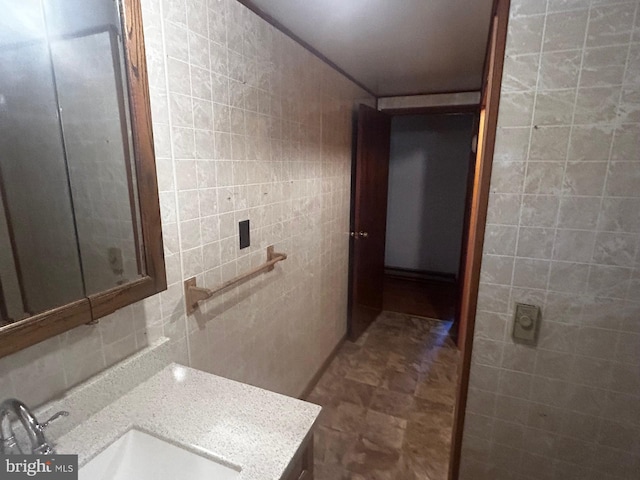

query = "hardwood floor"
(383, 275), (457, 321)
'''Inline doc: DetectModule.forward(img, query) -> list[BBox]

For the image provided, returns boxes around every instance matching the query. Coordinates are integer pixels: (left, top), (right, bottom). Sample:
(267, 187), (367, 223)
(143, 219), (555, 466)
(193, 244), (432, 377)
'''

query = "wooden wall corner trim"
(448, 0), (512, 479)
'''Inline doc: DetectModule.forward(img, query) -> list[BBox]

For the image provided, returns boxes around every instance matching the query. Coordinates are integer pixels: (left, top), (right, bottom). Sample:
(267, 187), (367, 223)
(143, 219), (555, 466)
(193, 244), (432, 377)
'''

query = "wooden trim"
(449, 0), (511, 479)
(452, 112), (481, 344)
(88, 276), (157, 319)
(0, 300), (93, 358)
(234, 0), (376, 98)
(0, 0), (166, 359)
(120, 0), (166, 293)
(299, 334), (346, 400)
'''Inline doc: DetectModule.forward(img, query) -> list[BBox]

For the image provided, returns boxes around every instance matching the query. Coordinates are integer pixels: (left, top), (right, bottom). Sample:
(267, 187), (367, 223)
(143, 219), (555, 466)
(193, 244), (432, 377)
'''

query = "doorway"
(317, 107), (477, 471)
(347, 105), (478, 342)
(336, 104), (477, 480)
(383, 113), (476, 327)
(340, 0), (510, 477)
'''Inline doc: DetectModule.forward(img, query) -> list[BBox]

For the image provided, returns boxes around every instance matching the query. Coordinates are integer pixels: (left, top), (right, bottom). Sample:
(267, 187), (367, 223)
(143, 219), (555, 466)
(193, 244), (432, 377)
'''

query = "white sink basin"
(79, 429), (241, 480)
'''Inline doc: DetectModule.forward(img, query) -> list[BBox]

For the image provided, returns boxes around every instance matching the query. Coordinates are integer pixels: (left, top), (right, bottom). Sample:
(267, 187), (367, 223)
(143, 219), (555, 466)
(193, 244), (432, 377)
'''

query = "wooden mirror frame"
(0, 0), (166, 359)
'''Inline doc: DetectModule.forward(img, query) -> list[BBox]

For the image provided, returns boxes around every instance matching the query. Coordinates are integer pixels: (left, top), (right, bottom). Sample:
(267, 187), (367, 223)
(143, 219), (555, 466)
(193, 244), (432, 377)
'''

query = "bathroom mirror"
(0, 0), (165, 357)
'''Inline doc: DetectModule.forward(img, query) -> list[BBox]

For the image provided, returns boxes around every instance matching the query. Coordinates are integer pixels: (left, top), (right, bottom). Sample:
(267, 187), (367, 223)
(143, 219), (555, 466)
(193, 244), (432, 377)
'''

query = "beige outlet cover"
(513, 303), (541, 346)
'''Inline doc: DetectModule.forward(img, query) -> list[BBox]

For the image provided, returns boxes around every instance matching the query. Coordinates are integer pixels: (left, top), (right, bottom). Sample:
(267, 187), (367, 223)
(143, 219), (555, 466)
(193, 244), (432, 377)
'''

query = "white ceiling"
(244, 0), (495, 97)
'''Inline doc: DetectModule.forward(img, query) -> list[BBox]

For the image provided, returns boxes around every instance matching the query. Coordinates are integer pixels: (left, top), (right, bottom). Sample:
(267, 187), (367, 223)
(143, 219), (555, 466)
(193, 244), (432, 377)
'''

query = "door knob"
(359, 232), (368, 238)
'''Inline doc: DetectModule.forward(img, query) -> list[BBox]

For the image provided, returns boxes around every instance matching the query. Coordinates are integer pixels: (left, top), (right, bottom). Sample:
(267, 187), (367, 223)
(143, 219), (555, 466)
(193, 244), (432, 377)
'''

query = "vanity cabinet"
(53, 364), (321, 480)
(283, 434), (314, 480)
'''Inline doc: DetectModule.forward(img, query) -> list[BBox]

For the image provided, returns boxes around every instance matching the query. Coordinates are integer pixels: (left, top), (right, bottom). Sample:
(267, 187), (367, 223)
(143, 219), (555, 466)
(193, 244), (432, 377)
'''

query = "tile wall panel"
(0, 0), (373, 406)
(461, 0), (640, 479)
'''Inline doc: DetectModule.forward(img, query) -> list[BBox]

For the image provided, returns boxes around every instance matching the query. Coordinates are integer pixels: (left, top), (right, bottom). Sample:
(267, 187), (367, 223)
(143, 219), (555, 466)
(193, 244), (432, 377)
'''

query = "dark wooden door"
(348, 104), (391, 341)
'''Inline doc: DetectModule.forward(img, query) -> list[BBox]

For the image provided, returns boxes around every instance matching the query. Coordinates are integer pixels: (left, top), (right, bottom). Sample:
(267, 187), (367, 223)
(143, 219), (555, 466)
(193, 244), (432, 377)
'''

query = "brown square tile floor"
(307, 311), (460, 480)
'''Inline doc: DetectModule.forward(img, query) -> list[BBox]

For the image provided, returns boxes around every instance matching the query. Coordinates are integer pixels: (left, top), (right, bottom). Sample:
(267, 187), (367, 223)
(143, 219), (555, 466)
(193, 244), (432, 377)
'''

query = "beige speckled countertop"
(55, 363), (321, 480)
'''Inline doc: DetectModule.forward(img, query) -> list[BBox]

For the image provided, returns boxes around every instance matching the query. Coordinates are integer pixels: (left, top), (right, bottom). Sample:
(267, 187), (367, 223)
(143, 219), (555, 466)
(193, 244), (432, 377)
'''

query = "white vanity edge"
(55, 364), (322, 480)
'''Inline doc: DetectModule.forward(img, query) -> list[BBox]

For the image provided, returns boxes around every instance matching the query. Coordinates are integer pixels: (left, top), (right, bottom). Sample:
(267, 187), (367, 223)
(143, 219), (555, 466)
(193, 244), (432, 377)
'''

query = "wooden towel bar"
(184, 245), (287, 314)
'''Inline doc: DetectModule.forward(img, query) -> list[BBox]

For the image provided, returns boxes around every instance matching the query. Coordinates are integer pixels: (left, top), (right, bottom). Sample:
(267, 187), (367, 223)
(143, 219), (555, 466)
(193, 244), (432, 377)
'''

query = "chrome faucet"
(0, 398), (68, 455)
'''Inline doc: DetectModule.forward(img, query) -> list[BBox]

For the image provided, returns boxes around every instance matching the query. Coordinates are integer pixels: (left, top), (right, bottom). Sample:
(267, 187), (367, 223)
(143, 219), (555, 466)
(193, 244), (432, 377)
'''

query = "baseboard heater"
(384, 266), (457, 283)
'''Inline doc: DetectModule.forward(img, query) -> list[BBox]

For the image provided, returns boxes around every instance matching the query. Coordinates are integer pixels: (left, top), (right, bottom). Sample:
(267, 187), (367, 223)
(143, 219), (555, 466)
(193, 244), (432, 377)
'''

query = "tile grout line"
(157, 0), (188, 356)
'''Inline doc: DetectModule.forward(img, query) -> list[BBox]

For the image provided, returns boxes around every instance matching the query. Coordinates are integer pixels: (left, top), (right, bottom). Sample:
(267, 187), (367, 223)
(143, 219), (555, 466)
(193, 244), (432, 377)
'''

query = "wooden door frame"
(453, 111), (481, 344)
(449, 0), (511, 478)
(376, 106), (480, 343)
(350, 104), (478, 332)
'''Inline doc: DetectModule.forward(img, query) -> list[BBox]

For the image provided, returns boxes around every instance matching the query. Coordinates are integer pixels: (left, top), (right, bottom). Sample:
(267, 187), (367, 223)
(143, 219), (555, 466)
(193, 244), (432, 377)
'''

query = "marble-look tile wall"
(0, 0), (372, 407)
(461, 0), (640, 479)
